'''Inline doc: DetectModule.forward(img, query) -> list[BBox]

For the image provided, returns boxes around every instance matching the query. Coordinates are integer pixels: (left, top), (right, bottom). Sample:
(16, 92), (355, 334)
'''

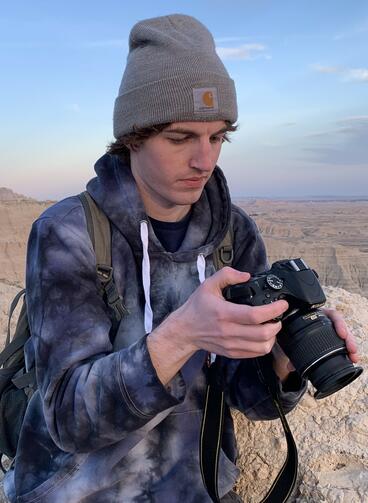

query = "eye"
(210, 135), (225, 144)
(169, 137), (186, 144)
(165, 135), (190, 144)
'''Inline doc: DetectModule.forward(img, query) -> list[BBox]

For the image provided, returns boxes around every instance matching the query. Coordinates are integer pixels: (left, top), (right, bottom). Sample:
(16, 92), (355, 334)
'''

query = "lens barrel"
(278, 310), (363, 399)
(309, 352), (363, 399)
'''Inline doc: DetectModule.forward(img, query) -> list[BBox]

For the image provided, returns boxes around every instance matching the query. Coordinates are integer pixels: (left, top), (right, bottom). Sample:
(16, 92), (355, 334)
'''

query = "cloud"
(302, 145), (367, 165)
(281, 122), (297, 127)
(343, 68), (368, 82)
(305, 117), (368, 139)
(311, 64), (368, 83)
(304, 127), (359, 139)
(304, 130), (336, 139)
(311, 64), (341, 74)
(216, 43), (268, 61)
(302, 116), (368, 165)
(260, 142), (283, 148)
(336, 116), (368, 127)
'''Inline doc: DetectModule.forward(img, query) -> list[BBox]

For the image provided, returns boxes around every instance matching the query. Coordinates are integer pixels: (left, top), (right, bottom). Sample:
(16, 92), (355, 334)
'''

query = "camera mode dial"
(266, 274), (284, 290)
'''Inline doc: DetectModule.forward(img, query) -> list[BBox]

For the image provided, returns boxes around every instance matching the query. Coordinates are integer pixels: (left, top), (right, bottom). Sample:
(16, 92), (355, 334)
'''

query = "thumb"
(210, 266), (251, 291)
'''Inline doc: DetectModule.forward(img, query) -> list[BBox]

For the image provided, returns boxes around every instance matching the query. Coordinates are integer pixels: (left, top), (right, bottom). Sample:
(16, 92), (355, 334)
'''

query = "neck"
(146, 202), (191, 222)
(132, 172), (192, 222)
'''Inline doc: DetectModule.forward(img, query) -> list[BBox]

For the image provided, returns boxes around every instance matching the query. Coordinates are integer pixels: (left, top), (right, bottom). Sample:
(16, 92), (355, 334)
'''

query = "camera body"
(223, 258), (363, 399)
(223, 257), (325, 314)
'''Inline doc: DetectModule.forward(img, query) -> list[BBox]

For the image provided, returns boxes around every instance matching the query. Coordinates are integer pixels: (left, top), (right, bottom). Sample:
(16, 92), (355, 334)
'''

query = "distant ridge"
(233, 195), (368, 202)
(0, 187), (36, 202)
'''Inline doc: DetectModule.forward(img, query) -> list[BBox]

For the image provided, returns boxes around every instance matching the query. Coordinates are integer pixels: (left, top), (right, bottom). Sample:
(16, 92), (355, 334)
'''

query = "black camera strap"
(200, 357), (226, 502)
(199, 355), (298, 503)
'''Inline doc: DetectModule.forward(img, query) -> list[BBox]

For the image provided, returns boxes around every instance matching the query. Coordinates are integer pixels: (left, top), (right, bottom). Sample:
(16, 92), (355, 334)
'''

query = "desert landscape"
(235, 197), (368, 299)
(0, 188), (367, 502)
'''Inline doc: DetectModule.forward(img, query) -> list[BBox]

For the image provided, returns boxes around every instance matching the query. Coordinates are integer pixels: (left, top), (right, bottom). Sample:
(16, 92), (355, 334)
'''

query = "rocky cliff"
(0, 188), (34, 202)
(233, 286), (367, 502)
(0, 199), (52, 286)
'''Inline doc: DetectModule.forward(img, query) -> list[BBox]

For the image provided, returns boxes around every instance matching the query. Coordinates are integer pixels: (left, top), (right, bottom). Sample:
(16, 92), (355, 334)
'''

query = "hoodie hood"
(87, 154), (232, 261)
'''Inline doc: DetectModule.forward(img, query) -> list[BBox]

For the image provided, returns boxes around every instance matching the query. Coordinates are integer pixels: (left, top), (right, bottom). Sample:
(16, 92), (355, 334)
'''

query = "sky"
(1, 0), (367, 200)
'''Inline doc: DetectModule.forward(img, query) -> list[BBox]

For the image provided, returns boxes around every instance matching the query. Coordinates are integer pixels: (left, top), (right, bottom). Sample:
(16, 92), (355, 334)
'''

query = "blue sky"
(1, 0), (367, 200)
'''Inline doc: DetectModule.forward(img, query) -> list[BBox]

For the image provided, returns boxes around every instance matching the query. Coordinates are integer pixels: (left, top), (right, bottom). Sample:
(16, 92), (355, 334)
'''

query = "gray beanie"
(113, 14), (237, 138)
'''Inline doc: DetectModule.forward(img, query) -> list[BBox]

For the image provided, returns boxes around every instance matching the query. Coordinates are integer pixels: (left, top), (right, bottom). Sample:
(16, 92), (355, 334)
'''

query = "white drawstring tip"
(140, 221), (153, 333)
(197, 254), (206, 284)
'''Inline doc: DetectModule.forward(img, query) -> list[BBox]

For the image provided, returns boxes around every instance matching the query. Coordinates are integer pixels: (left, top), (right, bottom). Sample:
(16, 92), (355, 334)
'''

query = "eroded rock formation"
(233, 286), (368, 502)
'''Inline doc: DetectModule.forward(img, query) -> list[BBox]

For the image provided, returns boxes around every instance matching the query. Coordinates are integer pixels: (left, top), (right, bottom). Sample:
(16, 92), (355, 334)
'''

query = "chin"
(177, 192), (203, 205)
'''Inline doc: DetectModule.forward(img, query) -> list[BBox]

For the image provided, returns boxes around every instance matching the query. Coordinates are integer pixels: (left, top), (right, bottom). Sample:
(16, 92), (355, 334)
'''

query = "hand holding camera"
(223, 258), (363, 399)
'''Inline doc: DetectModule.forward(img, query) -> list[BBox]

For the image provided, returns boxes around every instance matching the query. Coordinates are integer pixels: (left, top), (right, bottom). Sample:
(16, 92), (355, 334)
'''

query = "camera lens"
(310, 353), (363, 399)
(278, 310), (363, 399)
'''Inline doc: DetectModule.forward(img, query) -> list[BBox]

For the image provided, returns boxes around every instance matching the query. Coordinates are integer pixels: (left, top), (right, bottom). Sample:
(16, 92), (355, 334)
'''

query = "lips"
(179, 177), (207, 188)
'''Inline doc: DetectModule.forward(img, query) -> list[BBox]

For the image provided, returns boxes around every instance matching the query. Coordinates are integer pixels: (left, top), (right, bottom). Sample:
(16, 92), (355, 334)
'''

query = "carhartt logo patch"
(193, 87), (219, 113)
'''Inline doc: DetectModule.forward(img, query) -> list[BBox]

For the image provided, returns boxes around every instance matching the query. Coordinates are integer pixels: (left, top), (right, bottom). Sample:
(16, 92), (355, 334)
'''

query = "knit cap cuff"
(114, 73), (237, 138)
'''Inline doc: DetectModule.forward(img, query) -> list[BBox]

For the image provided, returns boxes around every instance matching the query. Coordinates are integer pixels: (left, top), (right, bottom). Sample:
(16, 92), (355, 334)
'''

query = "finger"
(345, 333), (359, 362)
(199, 321), (281, 356)
(223, 320), (283, 342)
(208, 266), (251, 291)
(322, 308), (347, 332)
(333, 322), (360, 362)
(323, 308), (351, 342)
(345, 332), (358, 352)
(348, 351), (359, 364)
(333, 317), (349, 340)
(343, 331), (360, 362)
(322, 308), (360, 361)
(222, 299), (289, 326)
(205, 335), (277, 359)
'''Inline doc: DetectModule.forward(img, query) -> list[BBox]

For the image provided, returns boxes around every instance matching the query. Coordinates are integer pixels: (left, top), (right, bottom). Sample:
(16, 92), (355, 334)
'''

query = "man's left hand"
(322, 307), (359, 363)
(273, 307), (359, 382)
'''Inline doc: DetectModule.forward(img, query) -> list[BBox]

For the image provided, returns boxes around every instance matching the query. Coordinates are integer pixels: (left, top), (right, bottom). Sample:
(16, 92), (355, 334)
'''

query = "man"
(4, 14), (358, 503)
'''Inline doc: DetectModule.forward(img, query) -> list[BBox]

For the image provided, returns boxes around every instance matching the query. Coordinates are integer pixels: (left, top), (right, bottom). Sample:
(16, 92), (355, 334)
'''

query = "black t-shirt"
(149, 211), (192, 253)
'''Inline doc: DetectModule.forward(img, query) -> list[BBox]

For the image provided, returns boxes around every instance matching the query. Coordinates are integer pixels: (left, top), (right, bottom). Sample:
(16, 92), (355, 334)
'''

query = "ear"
(128, 143), (139, 153)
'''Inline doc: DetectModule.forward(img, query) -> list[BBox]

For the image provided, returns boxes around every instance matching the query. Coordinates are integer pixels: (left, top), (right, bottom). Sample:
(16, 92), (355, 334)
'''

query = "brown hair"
(106, 121), (238, 163)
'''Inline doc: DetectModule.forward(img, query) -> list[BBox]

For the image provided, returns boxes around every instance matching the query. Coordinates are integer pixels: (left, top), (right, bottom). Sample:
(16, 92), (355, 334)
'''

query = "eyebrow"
(163, 126), (229, 136)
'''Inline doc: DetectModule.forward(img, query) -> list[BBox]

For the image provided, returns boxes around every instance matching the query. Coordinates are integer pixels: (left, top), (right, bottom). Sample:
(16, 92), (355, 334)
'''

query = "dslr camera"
(224, 258), (363, 399)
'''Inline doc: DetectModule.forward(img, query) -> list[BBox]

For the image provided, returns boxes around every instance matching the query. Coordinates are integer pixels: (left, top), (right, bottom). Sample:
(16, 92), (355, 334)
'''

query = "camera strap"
(199, 355), (298, 503)
(200, 356), (226, 502)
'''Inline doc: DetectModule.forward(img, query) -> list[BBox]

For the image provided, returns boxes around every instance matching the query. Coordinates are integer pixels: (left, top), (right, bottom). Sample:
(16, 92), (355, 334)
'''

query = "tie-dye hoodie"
(4, 154), (306, 502)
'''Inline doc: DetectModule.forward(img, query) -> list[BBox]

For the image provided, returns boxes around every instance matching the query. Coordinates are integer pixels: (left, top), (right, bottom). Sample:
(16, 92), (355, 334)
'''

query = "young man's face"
(130, 120), (227, 221)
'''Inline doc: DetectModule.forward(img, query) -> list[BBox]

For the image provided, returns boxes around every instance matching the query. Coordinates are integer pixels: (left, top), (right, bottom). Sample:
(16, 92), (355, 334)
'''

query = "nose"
(189, 140), (215, 173)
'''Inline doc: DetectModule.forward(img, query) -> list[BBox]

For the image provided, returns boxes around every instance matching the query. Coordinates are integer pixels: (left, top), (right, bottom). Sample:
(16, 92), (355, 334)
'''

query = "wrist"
(147, 313), (197, 385)
(153, 309), (198, 355)
(272, 342), (293, 383)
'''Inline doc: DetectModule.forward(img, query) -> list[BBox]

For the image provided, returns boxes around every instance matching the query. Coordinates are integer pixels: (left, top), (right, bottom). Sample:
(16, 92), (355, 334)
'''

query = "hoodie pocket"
(16, 456), (87, 503)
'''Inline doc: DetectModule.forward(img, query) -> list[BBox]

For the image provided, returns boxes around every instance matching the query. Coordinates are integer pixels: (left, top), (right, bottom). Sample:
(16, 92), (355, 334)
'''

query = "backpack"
(0, 192), (233, 472)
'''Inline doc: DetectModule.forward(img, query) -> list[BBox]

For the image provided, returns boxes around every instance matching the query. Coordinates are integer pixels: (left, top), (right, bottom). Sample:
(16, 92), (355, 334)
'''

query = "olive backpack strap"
(78, 192), (129, 323)
(212, 226), (234, 271)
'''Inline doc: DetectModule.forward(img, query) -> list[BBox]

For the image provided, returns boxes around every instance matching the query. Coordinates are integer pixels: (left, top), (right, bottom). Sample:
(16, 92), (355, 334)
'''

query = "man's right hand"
(147, 267), (289, 385)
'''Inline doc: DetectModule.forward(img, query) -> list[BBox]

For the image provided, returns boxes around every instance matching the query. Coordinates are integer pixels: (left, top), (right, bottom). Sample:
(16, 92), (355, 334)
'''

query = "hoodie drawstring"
(197, 253), (215, 364)
(140, 221), (154, 333)
(139, 223), (208, 337)
(196, 254), (206, 284)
